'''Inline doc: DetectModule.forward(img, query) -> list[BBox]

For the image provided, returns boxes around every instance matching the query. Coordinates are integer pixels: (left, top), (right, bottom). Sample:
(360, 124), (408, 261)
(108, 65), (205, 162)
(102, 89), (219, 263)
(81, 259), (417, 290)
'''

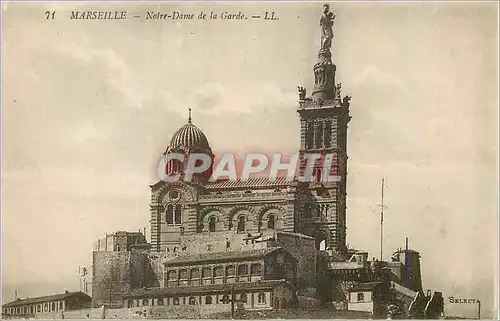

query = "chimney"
(65, 290), (69, 294)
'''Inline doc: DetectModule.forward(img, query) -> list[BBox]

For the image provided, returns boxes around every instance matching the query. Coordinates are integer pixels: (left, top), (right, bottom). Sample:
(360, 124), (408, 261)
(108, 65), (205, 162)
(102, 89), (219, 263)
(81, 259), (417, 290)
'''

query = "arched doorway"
(267, 214), (276, 229)
(208, 216), (216, 232)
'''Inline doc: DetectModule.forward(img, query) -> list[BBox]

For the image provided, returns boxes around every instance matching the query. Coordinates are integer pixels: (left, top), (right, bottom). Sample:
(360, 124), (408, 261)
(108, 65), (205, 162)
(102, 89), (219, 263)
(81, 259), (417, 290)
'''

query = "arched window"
(188, 297), (196, 305)
(316, 122), (323, 148)
(357, 292), (365, 302)
(225, 265), (235, 277)
(167, 270), (177, 281)
(174, 205), (181, 224)
(173, 297), (180, 305)
(51, 303), (55, 311)
(258, 292), (266, 304)
(237, 215), (245, 233)
(251, 263), (262, 276)
(202, 267), (211, 278)
(157, 298), (164, 306)
(222, 294), (230, 304)
(127, 300), (133, 308)
(238, 265), (248, 276)
(205, 296), (213, 305)
(142, 298), (149, 306)
(208, 216), (216, 232)
(240, 293), (248, 304)
(166, 205), (173, 224)
(267, 215), (276, 230)
(59, 302), (63, 310)
(306, 122), (314, 149)
(324, 120), (331, 148)
(179, 269), (188, 279)
(190, 268), (199, 279)
(214, 266), (224, 277)
(167, 159), (182, 175)
(317, 168), (323, 182)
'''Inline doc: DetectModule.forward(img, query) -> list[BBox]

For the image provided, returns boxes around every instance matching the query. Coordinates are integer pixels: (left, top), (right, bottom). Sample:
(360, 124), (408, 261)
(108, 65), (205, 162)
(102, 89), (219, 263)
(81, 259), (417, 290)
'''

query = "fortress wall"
(92, 251), (158, 308)
(33, 305), (230, 319)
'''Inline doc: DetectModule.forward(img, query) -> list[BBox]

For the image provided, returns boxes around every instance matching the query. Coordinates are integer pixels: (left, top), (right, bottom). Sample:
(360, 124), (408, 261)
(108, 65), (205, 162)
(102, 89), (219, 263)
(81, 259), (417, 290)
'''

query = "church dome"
(167, 121), (212, 153)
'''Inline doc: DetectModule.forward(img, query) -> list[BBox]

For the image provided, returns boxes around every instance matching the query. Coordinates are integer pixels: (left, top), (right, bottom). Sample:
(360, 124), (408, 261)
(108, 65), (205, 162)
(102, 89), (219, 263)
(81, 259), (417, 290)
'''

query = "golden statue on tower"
(320, 4), (336, 50)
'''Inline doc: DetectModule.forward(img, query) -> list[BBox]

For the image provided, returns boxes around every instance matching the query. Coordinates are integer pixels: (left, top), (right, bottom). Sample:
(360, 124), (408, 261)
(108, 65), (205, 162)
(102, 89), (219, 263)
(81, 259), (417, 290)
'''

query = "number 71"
(44, 11), (55, 19)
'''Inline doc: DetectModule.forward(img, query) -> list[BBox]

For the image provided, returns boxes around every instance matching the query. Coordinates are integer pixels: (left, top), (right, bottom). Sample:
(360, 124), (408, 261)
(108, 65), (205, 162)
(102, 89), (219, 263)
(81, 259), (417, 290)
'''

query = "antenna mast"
(380, 178), (385, 261)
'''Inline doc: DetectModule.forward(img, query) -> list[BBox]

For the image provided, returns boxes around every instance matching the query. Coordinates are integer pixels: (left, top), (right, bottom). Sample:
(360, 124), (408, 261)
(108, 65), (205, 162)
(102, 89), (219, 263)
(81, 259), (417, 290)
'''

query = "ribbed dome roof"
(168, 122), (211, 152)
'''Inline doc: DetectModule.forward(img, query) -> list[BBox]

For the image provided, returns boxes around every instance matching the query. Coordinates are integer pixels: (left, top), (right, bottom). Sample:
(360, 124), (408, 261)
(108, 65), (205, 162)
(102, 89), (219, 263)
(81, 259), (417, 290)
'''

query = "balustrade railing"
(198, 191), (287, 200)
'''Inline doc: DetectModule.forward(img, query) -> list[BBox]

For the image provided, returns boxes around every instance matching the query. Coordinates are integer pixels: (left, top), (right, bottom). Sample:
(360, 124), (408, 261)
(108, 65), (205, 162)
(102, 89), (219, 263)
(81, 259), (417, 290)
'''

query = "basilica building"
(87, 6), (442, 319)
(150, 18), (351, 259)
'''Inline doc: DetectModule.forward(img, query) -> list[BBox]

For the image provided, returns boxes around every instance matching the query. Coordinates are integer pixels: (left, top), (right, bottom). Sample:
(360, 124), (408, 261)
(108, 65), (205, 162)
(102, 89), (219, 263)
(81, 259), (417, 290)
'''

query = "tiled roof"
(348, 282), (382, 292)
(123, 280), (291, 298)
(3, 292), (90, 308)
(164, 247), (292, 266)
(205, 177), (293, 190)
(391, 282), (417, 298)
(276, 231), (315, 240)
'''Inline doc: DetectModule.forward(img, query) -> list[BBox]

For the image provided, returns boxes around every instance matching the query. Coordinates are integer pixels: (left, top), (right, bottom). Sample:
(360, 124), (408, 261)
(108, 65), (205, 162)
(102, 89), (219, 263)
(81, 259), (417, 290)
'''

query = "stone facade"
(122, 280), (296, 315)
(150, 160), (349, 257)
(93, 231), (148, 252)
(149, 178), (299, 251)
(92, 249), (158, 307)
(163, 247), (297, 288)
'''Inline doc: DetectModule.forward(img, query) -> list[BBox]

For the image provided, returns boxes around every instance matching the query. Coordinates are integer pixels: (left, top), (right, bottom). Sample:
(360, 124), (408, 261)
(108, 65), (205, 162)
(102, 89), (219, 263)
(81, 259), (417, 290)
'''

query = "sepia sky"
(2, 2), (498, 318)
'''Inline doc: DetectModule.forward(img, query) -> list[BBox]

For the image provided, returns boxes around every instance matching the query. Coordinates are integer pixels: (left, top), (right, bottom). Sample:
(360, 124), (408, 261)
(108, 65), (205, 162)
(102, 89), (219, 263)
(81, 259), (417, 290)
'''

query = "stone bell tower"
(297, 5), (351, 257)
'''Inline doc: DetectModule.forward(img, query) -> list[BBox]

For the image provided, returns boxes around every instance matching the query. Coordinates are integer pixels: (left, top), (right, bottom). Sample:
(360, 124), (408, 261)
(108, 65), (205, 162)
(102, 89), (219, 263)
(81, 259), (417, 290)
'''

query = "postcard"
(2, 1), (498, 319)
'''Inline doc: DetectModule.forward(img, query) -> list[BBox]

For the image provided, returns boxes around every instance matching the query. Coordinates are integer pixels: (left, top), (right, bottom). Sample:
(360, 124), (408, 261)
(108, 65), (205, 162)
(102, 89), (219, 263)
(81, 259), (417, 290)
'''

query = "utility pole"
(220, 284), (238, 319)
(230, 284), (235, 319)
(378, 178), (387, 261)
